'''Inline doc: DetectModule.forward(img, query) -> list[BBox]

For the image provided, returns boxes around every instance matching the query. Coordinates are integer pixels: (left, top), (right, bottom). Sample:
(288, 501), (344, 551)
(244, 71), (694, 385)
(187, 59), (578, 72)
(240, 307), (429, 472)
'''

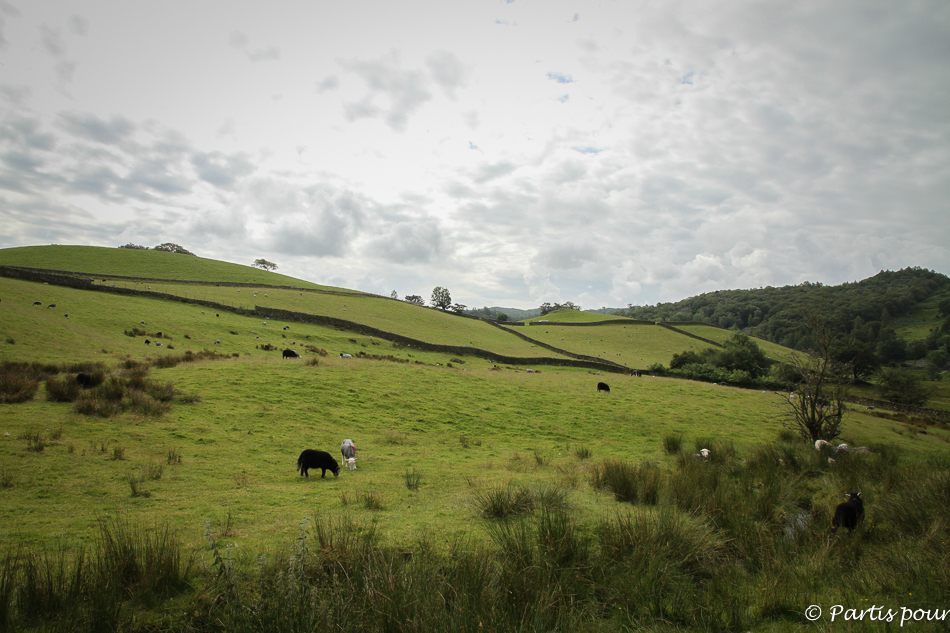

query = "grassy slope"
(0, 245), (340, 290)
(1, 246), (948, 556)
(672, 322), (794, 361)
(114, 280), (560, 357)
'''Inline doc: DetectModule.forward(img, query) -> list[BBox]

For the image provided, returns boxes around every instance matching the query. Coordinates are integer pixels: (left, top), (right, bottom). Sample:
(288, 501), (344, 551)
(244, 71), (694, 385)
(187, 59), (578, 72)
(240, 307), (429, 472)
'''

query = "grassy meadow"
(1, 246), (949, 632)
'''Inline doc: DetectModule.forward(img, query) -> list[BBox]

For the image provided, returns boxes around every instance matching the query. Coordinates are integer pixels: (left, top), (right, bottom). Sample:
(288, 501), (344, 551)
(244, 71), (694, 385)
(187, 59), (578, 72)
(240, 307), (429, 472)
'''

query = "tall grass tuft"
(663, 433), (685, 454)
(591, 459), (663, 505)
(404, 468), (422, 491)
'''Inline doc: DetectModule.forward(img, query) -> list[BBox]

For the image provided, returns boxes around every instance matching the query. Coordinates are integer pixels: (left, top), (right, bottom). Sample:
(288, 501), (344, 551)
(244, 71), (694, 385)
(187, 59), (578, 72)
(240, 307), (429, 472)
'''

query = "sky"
(1, 0), (948, 310)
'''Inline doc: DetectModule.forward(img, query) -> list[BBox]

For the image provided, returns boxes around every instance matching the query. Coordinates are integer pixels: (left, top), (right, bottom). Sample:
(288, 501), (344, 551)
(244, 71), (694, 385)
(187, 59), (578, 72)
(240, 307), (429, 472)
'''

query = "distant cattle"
(32, 301), (41, 306)
(47, 304), (56, 308)
(597, 382), (610, 393)
(832, 492), (865, 533)
(296, 449), (340, 478)
(282, 349), (300, 358)
(76, 373), (92, 388)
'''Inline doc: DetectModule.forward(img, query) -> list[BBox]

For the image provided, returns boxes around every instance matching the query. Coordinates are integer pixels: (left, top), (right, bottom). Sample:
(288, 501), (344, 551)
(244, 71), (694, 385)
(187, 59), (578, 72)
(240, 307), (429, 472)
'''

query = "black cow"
(832, 492), (864, 533)
(282, 349), (300, 358)
(296, 449), (340, 478)
(597, 382), (610, 393)
(32, 301), (41, 306)
(47, 304), (56, 308)
(76, 373), (92, 388)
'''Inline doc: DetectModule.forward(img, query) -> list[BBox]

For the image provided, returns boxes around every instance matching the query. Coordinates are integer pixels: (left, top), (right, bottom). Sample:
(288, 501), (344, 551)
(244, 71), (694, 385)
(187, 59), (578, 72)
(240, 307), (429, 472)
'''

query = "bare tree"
(776, 310), (850, 441)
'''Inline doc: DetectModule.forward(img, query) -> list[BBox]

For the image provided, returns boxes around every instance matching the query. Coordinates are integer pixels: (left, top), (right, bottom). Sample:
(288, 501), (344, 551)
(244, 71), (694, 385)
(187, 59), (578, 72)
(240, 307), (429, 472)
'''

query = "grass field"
(1, 246), (949, 632)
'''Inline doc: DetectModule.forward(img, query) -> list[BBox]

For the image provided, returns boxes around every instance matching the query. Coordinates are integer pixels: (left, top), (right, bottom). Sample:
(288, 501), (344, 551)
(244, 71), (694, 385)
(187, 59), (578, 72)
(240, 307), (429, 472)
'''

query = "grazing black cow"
(76, 373), (92, 388)
(296, 449), (340, 478)
(282, 348), (300, 358)
(47, 304), (56, 308)
(597, 382), (610, 393)
(832, 492), (864, 533)
(32, 301), (41, 306)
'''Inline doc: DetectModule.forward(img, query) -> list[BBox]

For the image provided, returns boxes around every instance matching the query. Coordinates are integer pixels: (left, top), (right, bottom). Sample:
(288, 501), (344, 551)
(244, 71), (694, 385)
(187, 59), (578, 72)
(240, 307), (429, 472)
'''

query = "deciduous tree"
(252, 258), (278, 271)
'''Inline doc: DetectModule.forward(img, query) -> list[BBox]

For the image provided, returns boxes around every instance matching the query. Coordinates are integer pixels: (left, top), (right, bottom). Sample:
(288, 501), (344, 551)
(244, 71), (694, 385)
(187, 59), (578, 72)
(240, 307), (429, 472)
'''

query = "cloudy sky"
(1, 0), (948, 310)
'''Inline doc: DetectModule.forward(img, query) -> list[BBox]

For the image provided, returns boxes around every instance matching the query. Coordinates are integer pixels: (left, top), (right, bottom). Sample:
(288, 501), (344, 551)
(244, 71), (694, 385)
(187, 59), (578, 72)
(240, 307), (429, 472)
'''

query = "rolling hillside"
(1, 245), (949, 631)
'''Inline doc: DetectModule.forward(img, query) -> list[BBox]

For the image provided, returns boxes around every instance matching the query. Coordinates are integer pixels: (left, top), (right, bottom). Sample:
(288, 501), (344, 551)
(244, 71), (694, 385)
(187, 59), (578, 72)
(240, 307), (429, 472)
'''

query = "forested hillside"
(621, 267), (950, 369)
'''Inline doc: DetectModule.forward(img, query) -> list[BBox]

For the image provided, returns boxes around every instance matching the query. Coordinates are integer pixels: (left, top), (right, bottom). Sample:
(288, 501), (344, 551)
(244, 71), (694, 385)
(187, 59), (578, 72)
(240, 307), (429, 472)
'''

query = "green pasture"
(106, 280), (562, 358)
(0, 245), (340, 290)
(3, 351), (945, 557)
(667, 322), (794, 362)
(522, 309), (630, 324)
(0, 277), (445, 364)
(503, 322), (713, 369)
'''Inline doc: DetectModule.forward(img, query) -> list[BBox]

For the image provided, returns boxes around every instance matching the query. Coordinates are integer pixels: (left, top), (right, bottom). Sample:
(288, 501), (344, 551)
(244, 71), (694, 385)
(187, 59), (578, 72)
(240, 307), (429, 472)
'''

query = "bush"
(0, 370), (38, 404)
(44, 376), (82, 402)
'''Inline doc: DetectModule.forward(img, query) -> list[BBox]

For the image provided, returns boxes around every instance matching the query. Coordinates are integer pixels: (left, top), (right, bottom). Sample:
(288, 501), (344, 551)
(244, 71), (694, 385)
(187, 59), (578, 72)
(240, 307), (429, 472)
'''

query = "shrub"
(474, 483), (537, 518)
(0, 373), (38, 404)
(44, 376), (81, 402)
(74, 392), (122, 417)
(574, 445), (592, 459)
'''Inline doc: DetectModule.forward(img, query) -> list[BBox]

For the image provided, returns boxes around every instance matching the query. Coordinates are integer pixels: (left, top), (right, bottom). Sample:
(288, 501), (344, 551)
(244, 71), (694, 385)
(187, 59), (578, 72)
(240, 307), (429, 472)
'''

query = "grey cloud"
(247, 46), (280, 62)
(122, 157), (193, 197)
(1, 114), (56, 150)
(68, 14), (88, 36)
(425, 50), (468, 99)
(228, 31), (250, 49)
(341, 57), (432, 132)
(191, 151), (255, 188)
(366, 220), (446, 264)
(229, 31), (280, 62)
(54, 60), (76, 86)
(65, 164), (122, 197)
(269, 209), (353, 257)
(472, 161), (517, 184)
(40, 25), (65, 56)
(535, 243), (598, 270)
(58, 112), (135, 145)
(342, 98), (380, 122)
(0, 1), (21, 50)
(0, 85), (31, 105)
(316, 75), (339, 92)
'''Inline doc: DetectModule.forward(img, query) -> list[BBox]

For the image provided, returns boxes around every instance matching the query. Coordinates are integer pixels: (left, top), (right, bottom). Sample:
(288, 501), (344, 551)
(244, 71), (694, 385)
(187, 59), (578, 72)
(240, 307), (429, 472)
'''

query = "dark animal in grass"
(282, 348), (300, 358)
(145, 339), (151, 345)
(832, 492), (864, 533)
(32, 301), (41, 306)
(76, 373), (93, 388)
(296, 449), (340, 478)
(597, 382), (610, 393)
(47, 304), (56, 308)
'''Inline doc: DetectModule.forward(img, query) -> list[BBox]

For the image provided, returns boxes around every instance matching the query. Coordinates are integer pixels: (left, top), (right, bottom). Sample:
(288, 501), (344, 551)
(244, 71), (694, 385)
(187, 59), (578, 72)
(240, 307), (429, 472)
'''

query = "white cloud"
(0, 0), (947, 310)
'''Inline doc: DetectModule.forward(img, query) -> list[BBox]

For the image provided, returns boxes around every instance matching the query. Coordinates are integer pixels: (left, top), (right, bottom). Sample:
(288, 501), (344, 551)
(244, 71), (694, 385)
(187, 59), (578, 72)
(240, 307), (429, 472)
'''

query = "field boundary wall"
(1, 266), (637, 375)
